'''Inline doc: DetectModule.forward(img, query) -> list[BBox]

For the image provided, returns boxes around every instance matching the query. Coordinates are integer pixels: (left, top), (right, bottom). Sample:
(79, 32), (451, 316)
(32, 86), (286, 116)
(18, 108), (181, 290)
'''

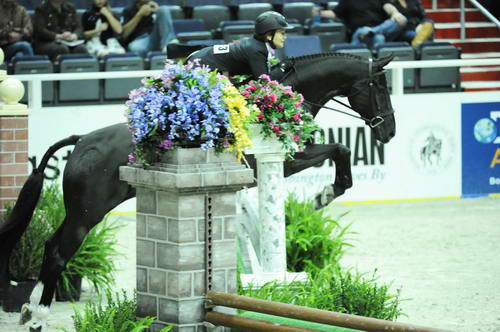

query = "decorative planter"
(244, 124), (285, 155)
(55, 275), (82, 302)
(2, 279), (37, 312)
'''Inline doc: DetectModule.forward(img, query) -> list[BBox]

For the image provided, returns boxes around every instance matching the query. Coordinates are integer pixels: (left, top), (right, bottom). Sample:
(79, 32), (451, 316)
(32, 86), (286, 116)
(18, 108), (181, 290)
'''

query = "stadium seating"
(375, 42), (416, 92)
(417, 42), (461, 92)
(103, 53), (144, 101)
(309, 21), (346, 52)
(173, 19), (212, 42)
(11, 55), (54, 105)
(330, 43), (372, 59)
(237, 3), (273, 20)
(222, 25), (255, 43)
(280, 35), (321, 57)
(283, 2), (315, 25)
(148, 51), (168, 70)
(57, 54), (100, 103)
(192, 5), (231, 33)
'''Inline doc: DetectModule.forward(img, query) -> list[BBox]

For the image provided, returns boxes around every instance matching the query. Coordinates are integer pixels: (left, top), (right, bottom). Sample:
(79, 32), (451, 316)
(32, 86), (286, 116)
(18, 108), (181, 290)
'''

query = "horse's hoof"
(314, 185), (335, 210)
(29, 326), (42, 332)
(19, 303), (32, 325)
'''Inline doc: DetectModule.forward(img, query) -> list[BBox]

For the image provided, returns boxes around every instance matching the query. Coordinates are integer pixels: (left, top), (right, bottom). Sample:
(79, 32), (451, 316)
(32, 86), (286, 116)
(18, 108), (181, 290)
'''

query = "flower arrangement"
(239, 74), (320, 159)
(125, 60), (253, 164)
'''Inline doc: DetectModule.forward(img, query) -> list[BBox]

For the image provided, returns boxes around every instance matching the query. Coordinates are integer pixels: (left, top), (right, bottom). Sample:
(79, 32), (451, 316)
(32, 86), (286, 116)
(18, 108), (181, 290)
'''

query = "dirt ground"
(1, 196), (499, 332)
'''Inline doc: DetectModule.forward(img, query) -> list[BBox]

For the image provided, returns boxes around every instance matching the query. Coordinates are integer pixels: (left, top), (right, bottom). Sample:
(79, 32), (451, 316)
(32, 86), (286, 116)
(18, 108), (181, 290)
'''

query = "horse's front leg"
(284, 143), (353, 209)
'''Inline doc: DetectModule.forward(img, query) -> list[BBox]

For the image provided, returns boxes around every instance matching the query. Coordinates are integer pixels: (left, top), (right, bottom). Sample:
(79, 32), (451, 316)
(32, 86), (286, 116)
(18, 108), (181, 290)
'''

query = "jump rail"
(205, 291), (453, 332)
(10, 58), (500, 110)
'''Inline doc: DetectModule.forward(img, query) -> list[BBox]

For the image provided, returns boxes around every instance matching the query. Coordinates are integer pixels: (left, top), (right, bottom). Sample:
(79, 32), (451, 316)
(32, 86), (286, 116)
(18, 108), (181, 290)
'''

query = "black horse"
(0, 52), (395, 331)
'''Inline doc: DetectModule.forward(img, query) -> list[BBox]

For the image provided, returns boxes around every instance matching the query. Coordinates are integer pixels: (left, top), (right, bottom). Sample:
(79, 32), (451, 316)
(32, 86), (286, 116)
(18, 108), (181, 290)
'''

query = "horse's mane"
(289, 52), (366, 64)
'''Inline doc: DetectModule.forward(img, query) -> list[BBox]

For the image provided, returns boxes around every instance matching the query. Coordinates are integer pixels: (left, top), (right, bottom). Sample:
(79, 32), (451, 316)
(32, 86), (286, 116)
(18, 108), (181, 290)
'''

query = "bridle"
(279, 57), (394, 129)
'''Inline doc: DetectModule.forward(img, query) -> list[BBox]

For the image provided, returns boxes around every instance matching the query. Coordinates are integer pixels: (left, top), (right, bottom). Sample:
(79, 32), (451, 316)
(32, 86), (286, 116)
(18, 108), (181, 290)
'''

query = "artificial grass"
(232, 311), (361, 332)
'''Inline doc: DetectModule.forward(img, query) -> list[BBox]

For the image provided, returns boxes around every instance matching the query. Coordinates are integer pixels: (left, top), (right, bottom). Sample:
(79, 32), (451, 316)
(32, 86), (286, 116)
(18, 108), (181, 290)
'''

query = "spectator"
(391, 0), (434, 47)
(82, 0), (125, 57)
(0, 0), (34, 62)
(121, 0), (176, 58)
(33, 0), (87, 61)
(318, 0), (407, 49)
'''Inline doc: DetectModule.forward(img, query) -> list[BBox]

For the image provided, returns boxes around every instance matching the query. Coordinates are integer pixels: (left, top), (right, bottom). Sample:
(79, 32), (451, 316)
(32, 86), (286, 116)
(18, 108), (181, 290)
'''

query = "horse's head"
(346, 54), (396, 143)
(278, 53), (396, 144)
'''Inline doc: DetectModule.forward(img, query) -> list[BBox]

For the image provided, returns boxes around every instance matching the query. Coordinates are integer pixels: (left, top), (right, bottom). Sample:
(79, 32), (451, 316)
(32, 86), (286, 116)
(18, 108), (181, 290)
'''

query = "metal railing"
(459, 0), (500, 39)
(10, 58), (500, 110)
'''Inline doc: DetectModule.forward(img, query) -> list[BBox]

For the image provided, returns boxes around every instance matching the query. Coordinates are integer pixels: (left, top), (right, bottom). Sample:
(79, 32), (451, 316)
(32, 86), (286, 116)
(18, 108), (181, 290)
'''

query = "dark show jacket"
(188, 37), (271, 78)
(33, 1), (83, 42)
(334, 0), (391, 32)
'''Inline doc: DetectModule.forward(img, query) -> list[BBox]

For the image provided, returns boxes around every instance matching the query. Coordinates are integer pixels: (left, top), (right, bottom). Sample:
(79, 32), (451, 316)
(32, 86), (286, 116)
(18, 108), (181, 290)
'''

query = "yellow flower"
(221, 80), (253, 161)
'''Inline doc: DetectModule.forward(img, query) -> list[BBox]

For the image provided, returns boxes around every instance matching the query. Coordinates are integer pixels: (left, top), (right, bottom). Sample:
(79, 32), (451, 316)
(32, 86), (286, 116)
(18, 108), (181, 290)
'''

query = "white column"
(256, 153), (286, 273)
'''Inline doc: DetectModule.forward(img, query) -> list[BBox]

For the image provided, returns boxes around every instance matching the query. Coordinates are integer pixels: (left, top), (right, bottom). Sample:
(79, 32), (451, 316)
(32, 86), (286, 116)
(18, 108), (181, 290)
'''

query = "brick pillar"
(0, 57), (29, 213)
(120, 148), (253, 332)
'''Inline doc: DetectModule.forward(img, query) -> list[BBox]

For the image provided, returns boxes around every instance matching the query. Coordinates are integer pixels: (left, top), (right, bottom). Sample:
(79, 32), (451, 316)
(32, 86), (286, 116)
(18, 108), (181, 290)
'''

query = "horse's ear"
(376, 54), (395, 70)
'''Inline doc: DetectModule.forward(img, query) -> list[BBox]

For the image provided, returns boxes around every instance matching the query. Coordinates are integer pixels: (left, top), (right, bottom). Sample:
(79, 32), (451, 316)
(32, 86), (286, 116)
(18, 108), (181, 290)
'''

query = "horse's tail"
(0, 135), (81, 285)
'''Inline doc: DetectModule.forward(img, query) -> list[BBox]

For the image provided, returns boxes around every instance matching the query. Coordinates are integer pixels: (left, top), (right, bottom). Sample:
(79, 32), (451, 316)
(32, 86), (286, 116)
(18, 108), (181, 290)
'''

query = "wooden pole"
(206, 291), (452, 332)
(205, 311), (318, 332)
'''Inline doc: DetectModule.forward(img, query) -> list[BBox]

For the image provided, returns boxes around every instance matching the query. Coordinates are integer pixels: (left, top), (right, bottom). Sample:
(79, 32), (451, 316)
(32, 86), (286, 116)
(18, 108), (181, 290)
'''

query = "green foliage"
(238, 195), (404, 321)
(240, 265), (404, 321)
(5, 183), (122, 294)
(56, 290), (172, 332)
(285, 194), (353, 274)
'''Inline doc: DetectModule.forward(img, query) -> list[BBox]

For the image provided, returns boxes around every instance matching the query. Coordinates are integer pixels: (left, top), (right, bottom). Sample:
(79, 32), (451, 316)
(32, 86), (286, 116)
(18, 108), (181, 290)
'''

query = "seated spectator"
(0, 0), (34, 62)
(33, 0), (87, 61)
(391, 0), (434, 47)
(318, 0), (407, 49)
(121, 0), (176, 58)
(82, 0), (126, 57)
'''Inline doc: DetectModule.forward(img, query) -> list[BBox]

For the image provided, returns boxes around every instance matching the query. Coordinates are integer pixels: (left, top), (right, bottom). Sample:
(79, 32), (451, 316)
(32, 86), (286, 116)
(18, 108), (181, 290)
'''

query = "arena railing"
(10, 58), (500, 110)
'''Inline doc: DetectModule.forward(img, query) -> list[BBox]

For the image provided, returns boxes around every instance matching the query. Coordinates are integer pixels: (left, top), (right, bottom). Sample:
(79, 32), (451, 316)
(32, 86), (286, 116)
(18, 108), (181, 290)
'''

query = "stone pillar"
(120, 148), (253, 332)
(0, 48), (29, 213)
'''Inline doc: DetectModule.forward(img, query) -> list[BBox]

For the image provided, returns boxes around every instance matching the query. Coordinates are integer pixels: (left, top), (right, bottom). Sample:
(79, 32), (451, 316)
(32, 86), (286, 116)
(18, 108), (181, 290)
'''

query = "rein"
(282, 57), (393, 129)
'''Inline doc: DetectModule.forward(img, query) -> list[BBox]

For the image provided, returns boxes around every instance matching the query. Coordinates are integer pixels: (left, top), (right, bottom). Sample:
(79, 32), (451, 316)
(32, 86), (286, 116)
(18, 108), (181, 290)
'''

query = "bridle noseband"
(279, 57), (394, 129)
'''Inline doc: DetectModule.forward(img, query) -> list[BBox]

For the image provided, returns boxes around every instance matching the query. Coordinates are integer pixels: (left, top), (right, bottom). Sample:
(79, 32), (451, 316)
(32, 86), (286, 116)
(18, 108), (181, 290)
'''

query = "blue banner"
(462, 102), (500, 196)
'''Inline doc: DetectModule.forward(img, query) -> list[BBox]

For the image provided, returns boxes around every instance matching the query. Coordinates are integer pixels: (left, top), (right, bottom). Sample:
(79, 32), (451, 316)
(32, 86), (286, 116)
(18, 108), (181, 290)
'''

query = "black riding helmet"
(254, 11), (293, 48)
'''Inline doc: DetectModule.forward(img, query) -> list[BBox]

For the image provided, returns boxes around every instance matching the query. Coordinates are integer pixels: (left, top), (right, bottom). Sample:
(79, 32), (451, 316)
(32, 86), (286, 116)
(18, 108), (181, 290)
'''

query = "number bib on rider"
(213, 44), (230, 54)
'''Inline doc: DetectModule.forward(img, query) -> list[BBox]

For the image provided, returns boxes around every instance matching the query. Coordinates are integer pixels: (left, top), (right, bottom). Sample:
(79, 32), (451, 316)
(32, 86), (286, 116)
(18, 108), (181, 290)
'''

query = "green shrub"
(5, 183), (122, 294)
(240, 265), (403, 321)
(285, 194), (353, 274)
(56, 290), (172, 332)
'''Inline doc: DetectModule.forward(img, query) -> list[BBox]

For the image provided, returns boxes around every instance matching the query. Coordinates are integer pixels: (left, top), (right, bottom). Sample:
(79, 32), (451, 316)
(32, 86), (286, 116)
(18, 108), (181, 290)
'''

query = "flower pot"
(55, 274), (82, 302)
(245, 124), (285, 155)
(1, 279), (37, 312)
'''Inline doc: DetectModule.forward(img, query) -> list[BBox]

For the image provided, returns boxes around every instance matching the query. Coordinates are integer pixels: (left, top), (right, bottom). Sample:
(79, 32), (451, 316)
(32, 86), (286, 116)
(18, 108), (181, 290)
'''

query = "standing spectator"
(391, 0), (434, 47)
(82, 0), (125, 57)
(121, 0), (176, 58)
(0, 0), (34, 62)
(33, 0), (87, 60)
(319, 0), (407, 49)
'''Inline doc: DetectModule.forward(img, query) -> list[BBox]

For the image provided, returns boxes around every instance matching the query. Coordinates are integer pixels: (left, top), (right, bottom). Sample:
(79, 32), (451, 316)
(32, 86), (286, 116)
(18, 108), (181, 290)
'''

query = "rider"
(187, 11), (293, 79)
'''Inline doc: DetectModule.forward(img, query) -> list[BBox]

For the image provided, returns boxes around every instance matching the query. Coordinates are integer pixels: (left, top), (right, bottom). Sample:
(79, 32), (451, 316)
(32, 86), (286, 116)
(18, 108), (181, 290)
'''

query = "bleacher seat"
(57, 54), (100, 103)
(287, 22), (305, 35)
(376, 42), (415, 92)
(327, 1), (339, 10)
(148, 51), (168, 70)
(309, 21), (346, 52)
(417, 42), (461, 92)
(165, 5), (185, 19)
(280, 35), (321, 57)
(12, 55), (54, 105)
(237, 3), (273, 20)
(330, 43), (372, 59)
(222, 25), (255, 43)
(193, 5), (231, 32)
(173, 19), (212, 43)
(283, 2), (315, 25)
(103, 53), (144, 101)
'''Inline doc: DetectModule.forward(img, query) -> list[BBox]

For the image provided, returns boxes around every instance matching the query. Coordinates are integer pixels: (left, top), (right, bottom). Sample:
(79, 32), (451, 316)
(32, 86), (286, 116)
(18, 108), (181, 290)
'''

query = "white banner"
(27, 91), (500, 211)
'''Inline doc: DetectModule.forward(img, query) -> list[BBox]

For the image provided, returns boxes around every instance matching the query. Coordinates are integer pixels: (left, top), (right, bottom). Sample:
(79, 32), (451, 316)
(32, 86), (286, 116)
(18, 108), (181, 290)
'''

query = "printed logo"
(410, 125), (454, 175)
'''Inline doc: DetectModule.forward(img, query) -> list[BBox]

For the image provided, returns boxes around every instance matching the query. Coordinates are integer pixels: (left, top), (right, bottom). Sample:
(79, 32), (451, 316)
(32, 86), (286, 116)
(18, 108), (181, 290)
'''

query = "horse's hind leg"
(21, 213), (104, 331)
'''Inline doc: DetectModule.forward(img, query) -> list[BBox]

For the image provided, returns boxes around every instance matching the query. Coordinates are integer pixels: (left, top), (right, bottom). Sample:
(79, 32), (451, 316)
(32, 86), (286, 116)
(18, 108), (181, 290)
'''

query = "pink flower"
(291, 113), (302, 122)
(247, 85), (257, 91)
(277, 104), (284, 111)
(269, 93), (277, 102)
(257, 113), (264, 120)
(159, 139), (174, 149)
(128, 153), (137, 163)
(260, 74), (271, 81)
(293, 135), (300, 143)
